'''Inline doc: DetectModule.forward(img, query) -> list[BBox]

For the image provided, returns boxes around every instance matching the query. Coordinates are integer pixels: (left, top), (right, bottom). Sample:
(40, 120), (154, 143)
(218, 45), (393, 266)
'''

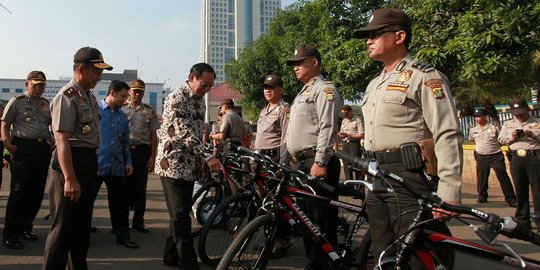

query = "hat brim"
(473, 113), (486, 117)
(509, 108), (528, 115)
(353, 24), (391, 39)
(130, 87), (144, 91)
(286, 56), (309, 66)
(93, 62), (113, 71)
(263, 83), (282, 88)
(30, 79), (46, 85)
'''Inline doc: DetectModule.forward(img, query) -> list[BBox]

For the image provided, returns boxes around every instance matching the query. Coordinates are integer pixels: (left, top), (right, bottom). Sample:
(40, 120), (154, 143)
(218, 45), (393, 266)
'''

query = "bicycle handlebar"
(335, 150), (540, 247)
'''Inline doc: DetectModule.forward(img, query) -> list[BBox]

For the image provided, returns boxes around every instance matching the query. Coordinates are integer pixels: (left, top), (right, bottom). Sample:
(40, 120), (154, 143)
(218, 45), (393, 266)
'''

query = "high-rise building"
(200, 0), (281, 83)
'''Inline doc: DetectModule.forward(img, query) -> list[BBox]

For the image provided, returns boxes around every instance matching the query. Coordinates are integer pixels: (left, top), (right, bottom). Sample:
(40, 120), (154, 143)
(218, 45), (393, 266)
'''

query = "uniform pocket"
(380, 91), (408, 124)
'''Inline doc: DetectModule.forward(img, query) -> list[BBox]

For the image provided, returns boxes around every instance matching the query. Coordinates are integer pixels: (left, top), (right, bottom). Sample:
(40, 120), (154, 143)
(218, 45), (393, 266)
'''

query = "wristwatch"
(315, 161), (325, 167)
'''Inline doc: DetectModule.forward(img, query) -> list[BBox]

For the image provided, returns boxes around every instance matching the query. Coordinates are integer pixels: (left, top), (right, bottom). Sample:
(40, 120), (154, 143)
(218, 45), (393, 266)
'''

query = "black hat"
(26, 70), (46, 84)
(74, 47), (113, 70)
(473, 107), (487, 117)
(286, 45), (321, 66)
(220, 98), (235, 108)
(263, 74), (283, 88)
(130, 80), (145, 91)
(508, 98), (529, 115)
(353, 8), (412, 39)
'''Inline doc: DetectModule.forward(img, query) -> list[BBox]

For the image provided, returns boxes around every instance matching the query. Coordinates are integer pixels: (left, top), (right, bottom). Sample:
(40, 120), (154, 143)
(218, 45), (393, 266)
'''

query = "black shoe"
(506, 200), (517, 207)
(132, 225), (149, 233)
(89, 226), (97, 233)
(3, 238), (23, 249)
(163, 259), (180, 267)
(477, 198), (487, 203)
(117, 239), (139, 248)
(22, 231), (37, 241)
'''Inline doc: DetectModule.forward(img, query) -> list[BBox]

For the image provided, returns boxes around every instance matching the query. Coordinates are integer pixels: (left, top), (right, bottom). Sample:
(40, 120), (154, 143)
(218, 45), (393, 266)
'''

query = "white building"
(200, 0), (281, 84)
(0, 71), (166, 115)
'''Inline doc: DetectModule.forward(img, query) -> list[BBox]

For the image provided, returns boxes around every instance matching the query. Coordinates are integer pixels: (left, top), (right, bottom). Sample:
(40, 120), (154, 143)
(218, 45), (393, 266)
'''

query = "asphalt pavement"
(0, 169), (539, 269)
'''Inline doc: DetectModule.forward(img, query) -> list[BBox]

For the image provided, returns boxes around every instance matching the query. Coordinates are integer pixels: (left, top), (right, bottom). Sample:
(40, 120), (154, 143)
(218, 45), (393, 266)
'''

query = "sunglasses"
(366, 30), (398, 40)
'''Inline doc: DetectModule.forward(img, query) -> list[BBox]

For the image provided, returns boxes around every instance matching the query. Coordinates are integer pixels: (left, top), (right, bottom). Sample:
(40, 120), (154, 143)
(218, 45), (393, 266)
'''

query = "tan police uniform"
(122, 103), (160, 146)
(255, 99), (289, 162)
(340, 114), (364, 179)
(361, 54), (463, 202)
(219, 110), (246, 144)
(469, 122), (516, 203)
(499, 111), (540, 229)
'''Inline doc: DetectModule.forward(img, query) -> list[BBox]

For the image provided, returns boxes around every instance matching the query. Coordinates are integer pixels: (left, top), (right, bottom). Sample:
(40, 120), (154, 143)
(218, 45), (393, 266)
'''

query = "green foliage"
(225, 0), (540, 120)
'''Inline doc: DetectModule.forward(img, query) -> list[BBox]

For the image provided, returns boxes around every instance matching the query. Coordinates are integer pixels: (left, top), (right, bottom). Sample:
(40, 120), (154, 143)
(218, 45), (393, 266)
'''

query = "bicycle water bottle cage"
(399, 142), (424, 172)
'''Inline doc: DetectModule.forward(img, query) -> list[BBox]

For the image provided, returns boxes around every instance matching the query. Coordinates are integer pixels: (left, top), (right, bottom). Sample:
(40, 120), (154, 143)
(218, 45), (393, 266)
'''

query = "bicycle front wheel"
(217, 214), (276, 270)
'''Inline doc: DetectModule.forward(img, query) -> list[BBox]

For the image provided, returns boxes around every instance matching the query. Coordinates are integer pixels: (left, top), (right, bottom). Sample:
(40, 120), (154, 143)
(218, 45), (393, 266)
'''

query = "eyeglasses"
(366, 30), (397, 40)
(200, 81), (214, 89)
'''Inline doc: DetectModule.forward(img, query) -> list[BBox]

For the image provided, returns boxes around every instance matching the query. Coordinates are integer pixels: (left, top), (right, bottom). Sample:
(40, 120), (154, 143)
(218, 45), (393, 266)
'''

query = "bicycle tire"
(217, 214), (276, 270)
(191, 180), (223, 235)
(198, 192), (254, 267)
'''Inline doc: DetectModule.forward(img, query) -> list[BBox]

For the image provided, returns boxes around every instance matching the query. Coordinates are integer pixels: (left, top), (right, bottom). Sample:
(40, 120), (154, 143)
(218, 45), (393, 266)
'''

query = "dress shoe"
(22, 231), (37, 241)
(3, 238), (24, 249)
(132, 225), (149, 233)
(117, 239), (139, 248)
(476, 198), (487, 203)
(506, 200), (517, 207)
(89, 226), (97, 233)
(163, 259), (180, 267)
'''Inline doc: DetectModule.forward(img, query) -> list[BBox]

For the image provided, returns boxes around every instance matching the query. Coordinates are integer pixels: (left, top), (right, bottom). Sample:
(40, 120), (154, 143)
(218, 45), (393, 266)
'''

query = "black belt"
(259, 148), (279, 157)
(290, 147), (316, 164)
(371, 149), (402, 164)
(344, 140), (361, 143)
(475, 151), (502, 156)
(130, 144), (149, 150)
(508, 149), (540, 157)
(13, 136), (48, 144)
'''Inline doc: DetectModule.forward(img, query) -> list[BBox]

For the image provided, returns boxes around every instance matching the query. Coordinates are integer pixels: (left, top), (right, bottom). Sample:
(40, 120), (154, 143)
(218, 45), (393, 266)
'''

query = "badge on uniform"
(78, 98), (86, 106)
(397, 70), (412, 82)
(323, 87), (335, 101)
(42, 105), (49, 112)
(517, 149), (527, 157)
(531, 123), (539, 129)
(424, 79), (445, 99)
(386, 82), (408, 92)
(82, 124), (91, 135)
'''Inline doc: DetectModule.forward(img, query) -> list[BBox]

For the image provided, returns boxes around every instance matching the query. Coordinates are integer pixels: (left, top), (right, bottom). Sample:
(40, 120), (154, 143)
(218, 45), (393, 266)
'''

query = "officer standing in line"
(338, 105), (364, 180)
(469, 107), (516, 206)
(43, 46), (112, 270)
(498, 98), (540, 232)
(353, 8), (463, 266)
(121, 79), (160, 233)
(254, 73), (289, 164)
(285, 44), (341, 270)
(2, 71), (52, 249)
(210, 98), (246, 148)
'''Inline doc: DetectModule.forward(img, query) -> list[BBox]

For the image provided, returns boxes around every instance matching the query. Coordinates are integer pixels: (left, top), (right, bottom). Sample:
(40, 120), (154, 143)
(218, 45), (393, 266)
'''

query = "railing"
(459, 109), (540, 139)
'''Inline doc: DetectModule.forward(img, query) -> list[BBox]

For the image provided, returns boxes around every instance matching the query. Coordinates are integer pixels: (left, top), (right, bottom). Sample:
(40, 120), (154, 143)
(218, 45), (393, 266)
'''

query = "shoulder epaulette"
(143, 103), (153, 109)
(14, 94), (25, 100)
(411, 62), (434, 73)
(63, 88), (78, 97)
(40, 97), (50, 103)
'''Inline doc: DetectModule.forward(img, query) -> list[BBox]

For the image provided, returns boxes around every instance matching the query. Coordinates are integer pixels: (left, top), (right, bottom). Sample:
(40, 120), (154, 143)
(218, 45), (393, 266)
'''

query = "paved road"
(0, 169), (539, 269)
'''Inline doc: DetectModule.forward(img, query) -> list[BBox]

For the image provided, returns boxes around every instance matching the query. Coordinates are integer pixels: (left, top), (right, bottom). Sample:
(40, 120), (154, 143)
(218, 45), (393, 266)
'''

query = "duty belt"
(368, 149), (402, 164)
(259, 148), (279, 157)
(290, 147), (316, 164)
(508, 149), (540, 157)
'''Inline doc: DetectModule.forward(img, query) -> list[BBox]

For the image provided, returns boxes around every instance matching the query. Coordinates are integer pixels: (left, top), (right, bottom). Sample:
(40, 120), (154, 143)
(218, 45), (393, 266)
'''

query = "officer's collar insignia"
(63, 87), (78, 97)
(397, 70), (412, 82)
(275, 106), (280, 112)
(396, 60), (407, 72)
(386, 82), (408, 92)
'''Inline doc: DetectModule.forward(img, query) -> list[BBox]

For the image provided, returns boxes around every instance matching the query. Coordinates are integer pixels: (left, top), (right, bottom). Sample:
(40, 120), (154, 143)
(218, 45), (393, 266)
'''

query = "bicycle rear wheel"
(217, 214), (276, 270)
(198, 192), (256, 267)
(191, 180), (224, 235)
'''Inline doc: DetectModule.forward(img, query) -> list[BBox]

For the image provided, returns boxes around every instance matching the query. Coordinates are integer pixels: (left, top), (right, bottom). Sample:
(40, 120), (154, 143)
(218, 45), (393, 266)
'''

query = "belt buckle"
(291, 154), (298, 163)
(517, 149), (527, 157)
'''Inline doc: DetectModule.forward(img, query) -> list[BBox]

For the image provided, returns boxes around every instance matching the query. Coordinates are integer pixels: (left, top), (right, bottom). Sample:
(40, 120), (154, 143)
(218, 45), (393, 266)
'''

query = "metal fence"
(459, 109), (540, 139)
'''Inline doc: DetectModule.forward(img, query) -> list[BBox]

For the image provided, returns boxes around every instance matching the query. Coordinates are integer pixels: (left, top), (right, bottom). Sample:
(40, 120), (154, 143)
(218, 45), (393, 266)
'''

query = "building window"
(228, 31), (235, 46)
(15, 88), (23, 93)
(228, 14), (234, 30)
(224, 48), (235, 63)
(2, 88), (9, 93)
(228, 0), (234, 12)
(149, 92), (157, 109)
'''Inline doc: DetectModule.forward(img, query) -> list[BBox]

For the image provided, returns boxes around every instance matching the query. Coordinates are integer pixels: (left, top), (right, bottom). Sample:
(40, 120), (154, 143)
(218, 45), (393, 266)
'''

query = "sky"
(0, 0), (297, 88)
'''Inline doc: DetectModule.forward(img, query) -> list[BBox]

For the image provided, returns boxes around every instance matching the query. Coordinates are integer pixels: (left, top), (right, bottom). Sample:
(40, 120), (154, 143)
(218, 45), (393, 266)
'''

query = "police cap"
(353, 8), (412, 39)
(508, 98), (529, 115)
(74, 46), (113, 71)
(26, 70), (46, 85)
(286, 45), (321, 66)
(263, 74), (283, 88)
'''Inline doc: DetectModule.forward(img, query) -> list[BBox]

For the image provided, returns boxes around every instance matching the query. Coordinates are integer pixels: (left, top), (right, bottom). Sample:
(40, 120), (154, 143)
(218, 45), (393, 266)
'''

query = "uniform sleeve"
(220, 114), (231, 137)
(278, 106), (290, 164)
(51, 94), (77, 133)
(149, 108), (160, 132)
(314, 85), (341, 165)
(418, 71), (463, 202)
(1, 98), (18, 124)
(498, 122), (513, 146)
(356, 116), (364, 134)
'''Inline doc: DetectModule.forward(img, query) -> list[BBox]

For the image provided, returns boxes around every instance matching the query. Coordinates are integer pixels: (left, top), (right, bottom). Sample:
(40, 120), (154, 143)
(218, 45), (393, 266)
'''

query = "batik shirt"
(155, 83), (207, 181)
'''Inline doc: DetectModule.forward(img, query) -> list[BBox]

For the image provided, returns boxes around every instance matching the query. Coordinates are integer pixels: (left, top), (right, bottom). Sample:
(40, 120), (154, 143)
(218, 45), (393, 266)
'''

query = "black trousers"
(509, 155), (540, 229)
(0, 141), (4, 190)
(342, 141), (362, 180)
(3, 137), (51, 241)
(160, 177), (199, 270)
(475, 152), (516, 201)
(43, 147), (97, 270)
(291, 156), (340, 270)
(127, 144), (150, 227)
(366, 162), (447, 268)
(95, 176), (131, 242)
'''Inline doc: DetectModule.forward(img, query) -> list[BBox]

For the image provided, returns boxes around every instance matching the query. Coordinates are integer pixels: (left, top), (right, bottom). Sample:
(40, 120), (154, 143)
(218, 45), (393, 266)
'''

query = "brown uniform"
(255, 100), (289, 163)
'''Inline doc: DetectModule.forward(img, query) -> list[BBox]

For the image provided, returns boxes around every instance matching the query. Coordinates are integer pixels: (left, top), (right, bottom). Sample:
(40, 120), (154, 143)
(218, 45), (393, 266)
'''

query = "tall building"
(200, 0), (281, 84)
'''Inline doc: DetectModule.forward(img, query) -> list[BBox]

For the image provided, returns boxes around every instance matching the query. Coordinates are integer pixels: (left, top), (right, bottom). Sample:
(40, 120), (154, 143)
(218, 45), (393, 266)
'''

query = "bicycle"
(336, 148), (540, 270)
(217, 146), (372, 270)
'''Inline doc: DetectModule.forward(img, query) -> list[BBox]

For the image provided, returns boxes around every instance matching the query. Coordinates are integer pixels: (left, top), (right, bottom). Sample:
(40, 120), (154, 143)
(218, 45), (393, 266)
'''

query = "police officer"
(498, 98), (540, 232)
(2, 71), (52, 249)
(285, 44), (341, 270)
(469, 107), (516, 206)
(354, 8), (463, 266)
(43, 46), (112, 270)
(210, 98), (246, 149)
(255, 73), (289, 164)
(338, 105), (364, 180)
(121, 79), (160, 233)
